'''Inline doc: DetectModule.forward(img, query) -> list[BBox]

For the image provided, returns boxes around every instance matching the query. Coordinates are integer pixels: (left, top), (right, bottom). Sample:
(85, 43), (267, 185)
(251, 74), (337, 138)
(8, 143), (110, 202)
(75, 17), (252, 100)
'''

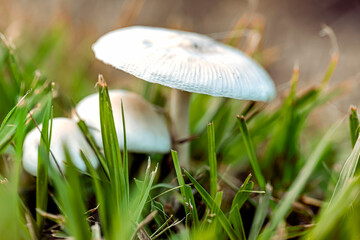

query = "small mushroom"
(74, 89), (171, 154)
(92, 26), (276, 167)
(23, 118), (99, 176)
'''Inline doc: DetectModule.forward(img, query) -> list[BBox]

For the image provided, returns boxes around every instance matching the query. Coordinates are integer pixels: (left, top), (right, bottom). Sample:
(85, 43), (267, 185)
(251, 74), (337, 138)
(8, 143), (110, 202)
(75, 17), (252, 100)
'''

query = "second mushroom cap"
(74, 89), (171, 154)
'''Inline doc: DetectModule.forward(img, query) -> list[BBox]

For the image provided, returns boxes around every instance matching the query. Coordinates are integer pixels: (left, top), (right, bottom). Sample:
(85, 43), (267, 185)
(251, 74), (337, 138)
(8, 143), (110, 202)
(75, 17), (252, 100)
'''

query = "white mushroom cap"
(93, 26), (276, 101)
(74, 90), (171, 154)
(23, 118), (99, 176)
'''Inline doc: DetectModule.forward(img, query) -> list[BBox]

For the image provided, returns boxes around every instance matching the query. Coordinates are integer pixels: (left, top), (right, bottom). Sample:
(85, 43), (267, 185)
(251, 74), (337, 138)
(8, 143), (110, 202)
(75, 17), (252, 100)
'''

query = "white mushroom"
(92, 26), (276, 167)
(23, 118), (99, 176)
(74, 89), (171, 154)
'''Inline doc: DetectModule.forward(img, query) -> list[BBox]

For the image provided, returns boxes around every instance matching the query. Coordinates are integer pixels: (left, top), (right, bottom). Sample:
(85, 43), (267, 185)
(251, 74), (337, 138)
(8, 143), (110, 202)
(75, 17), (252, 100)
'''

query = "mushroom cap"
(93, 26), (276, 101)
(74, 90), (171, 154)
(22, 118), (99, 176)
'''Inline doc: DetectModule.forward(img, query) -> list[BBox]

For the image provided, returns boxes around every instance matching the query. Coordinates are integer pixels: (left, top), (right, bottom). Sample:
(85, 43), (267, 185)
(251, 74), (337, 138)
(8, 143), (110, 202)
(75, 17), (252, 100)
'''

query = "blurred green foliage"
(0, 20), (359, 240)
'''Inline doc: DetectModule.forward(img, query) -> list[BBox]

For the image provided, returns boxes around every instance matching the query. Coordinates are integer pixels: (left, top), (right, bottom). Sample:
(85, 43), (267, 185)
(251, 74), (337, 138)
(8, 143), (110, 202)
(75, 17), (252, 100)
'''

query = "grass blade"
(76, 118), (110, 178)
(36, 85), (54, 232)
(229, 206), (245, 240)
(330, 134), (360, 204)
(172, 150), (189, 214)
(98, 74), (126, 212)
(207, 122), (218, 198)
(237, 116), (266, 190)
(248, 184), (272, 240)
(50, 149), (91, 240)
(231, 174), (254, 211)
(349, 106), (359, 148)
(121, 100), (130, 204)
(184, 169), (240, 240)
(307, 177), (360, 239)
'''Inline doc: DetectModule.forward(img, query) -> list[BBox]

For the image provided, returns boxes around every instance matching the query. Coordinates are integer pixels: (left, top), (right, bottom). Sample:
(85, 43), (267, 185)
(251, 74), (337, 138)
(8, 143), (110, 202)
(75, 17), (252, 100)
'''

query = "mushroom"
(92, 26), (276, 167)
(23, 118), (99, 176)
(74, 89), (171, 154)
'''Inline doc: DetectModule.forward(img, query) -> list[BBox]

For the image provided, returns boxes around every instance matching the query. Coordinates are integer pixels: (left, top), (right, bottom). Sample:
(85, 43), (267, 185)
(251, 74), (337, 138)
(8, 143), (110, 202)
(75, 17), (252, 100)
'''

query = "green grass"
(1, 21), (360, 240)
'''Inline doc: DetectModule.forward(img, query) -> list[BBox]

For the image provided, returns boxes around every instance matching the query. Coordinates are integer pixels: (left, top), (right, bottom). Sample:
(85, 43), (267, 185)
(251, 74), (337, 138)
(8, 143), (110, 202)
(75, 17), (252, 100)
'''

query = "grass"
(0, 19), (360, 240)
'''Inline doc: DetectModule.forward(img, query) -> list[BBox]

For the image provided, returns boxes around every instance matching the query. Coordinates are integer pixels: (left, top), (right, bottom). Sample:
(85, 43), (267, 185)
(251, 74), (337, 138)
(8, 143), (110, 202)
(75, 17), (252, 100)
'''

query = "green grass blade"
(172, 150), (199, 227)
(184, 185), (200, 229)
(76, 118), (110, 178)
(207, 122), (218, 198)
(237, 116), (266, 190)
(81, 151), (113, 239)
(349, 106), (359, 148)
(330, 133), (360, 204)
(259, 120), (341, 239)
(171, 150), (190, 214)
(36, 86), (54, 232)
(50, 149), (91, 240)
(98, 74), (126, 212)
(121, 100), (130, 204)
(131, 161), (158, 238)
(231, 178), (254, 211)
(184, 169), (240, 240)
(306, 177), (360, 239)
(248, 184), (272, 240)
(229, 206), (245, 240)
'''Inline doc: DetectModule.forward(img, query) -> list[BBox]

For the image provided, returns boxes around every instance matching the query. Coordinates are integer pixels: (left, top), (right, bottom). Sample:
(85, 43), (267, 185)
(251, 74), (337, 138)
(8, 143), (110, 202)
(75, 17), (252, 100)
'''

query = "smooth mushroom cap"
(74, 90), (171, 154)
(93, 26), (276, 101)
(22, 118), (99, 176)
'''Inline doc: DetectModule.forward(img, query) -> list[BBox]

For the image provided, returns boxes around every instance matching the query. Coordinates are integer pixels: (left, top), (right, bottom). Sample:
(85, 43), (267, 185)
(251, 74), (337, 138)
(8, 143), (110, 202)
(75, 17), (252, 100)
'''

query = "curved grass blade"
(330, 134), (360, 204)
(237, 116), (266, 190)
(231, 173), (254, 211)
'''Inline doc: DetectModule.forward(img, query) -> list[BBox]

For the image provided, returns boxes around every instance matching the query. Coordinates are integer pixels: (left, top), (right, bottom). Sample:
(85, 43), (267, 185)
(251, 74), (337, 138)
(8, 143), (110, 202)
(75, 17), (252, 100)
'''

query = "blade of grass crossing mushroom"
(184, 169), (240, 240)
(77, 118), (110, 178)
(259, 120), (341, 239)
(349, 106), (359, 148)
(36, 86), (54, 232)
(121, 100), (130, 203)
(248, 184), (272, 240)
(237, 116), (266, 190)
(2, 107), (30, 239)
(207, 122), (218, 198)
(98, 74), (127, 212)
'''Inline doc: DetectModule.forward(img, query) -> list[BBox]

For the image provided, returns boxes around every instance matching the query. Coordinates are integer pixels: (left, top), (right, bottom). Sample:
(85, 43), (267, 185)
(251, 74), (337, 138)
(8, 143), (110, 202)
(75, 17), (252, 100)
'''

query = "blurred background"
(1, 0), (360, 118)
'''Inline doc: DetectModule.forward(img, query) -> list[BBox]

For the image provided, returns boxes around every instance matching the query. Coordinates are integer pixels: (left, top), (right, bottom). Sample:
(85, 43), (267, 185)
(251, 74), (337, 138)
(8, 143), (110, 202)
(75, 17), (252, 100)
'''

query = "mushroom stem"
(170, 89), (191, 168)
